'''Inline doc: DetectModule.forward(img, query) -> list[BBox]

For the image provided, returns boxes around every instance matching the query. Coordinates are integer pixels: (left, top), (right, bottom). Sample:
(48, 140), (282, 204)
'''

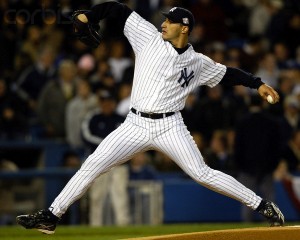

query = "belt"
(131, 108), (175, 119)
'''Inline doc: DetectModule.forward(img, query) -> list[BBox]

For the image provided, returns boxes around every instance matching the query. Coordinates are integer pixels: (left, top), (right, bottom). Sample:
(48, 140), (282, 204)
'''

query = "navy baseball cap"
(162, 7), (195, 32)
(98, 90), (114, 100)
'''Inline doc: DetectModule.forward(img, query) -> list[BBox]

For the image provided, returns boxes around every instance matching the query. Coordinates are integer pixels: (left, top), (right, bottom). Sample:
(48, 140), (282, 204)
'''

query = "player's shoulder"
(126, 11), (158, 32)
(187, 46), (205, 59)
(188, 50), (208, 64)
(196, 52), (219, 65)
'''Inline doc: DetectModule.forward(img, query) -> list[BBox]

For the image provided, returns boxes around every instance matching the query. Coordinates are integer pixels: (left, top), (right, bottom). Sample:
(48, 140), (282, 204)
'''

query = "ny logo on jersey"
(178, 68), (194, 88)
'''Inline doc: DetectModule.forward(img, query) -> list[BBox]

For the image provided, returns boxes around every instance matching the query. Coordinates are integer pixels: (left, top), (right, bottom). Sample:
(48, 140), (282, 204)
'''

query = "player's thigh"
(153, 124), (207, 178)
(81, 121), (149, 174)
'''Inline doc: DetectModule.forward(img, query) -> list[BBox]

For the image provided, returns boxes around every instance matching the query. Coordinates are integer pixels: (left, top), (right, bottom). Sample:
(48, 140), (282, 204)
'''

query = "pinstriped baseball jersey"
(124, 12), (226, 113)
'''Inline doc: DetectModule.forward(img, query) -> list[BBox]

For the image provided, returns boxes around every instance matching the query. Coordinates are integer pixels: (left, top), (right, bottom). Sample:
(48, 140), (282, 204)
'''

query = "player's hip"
(125, 109), (184, 127)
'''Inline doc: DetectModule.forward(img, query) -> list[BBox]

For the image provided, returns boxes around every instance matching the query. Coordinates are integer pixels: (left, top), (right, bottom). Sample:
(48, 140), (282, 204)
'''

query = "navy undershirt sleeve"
(85, 1), (132, 29)
(219, 67), (264, 89)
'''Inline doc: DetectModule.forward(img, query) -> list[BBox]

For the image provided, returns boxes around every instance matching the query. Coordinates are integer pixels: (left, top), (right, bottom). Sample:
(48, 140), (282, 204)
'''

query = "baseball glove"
(71, 10), (102, 48)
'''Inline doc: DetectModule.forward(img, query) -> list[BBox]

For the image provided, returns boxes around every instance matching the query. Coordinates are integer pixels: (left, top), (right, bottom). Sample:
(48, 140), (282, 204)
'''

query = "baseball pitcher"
(17, 1), (284, 234)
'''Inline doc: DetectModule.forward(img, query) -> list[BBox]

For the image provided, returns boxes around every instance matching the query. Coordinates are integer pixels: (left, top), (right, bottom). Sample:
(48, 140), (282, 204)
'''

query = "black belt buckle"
(147, 112), (160, 119)
(131, 108), (174, 119)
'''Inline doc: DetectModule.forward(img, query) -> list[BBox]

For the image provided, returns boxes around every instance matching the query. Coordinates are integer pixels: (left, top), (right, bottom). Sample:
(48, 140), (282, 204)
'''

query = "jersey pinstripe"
(124, 12), (226, 113)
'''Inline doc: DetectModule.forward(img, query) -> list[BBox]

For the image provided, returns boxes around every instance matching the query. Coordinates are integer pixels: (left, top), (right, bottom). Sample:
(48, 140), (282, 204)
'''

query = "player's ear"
(181, 26), (189, 34)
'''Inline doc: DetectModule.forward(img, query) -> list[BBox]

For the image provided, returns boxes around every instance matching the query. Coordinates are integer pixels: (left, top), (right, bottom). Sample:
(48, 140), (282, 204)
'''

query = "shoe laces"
(262, 205), (275, 218)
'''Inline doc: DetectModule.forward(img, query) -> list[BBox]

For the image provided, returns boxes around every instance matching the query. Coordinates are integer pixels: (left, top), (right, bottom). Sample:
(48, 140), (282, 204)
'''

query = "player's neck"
(170, 36), (188, 49)
(173, 43), (190, 54)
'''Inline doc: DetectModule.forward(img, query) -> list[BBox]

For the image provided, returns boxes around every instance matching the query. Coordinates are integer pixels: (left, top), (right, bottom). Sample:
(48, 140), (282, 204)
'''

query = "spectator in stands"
(120, 51), (135, 84)
(81, 90), (130, 226)
(273, 42), (291, 70)
(128, 152), (157, 224)
(278, 94), (300, 145)
(89, 60), (116, 94)
(180, 91), (199, 132)
(92, 41), (109, 62)
(265, 0), (288, 45)
(225, 128), (236, 156)
(273, 159), (291, 181)
(277, 73), (295, 100)
(20, 26), (43, 63)
(194, 85), (229, 140)
(190, 0), (228, 42)
(234, 94), (281, 222)
(240, 35), (266, 73)
(255, 52), (280, 89)
(0, 79), (28, 140)
(13, 52), (33, 82)
(116, 82), (131, 117)
(248, 0), (274, 36)
(37, 60), (77, 139)
(62, 151), (82, 170)
(108, 40), (133, 83)
(280, 129), (300, 174)
(204, 130), (236, 176)
(129, 152), (157, 181)
(13, 45), (57, 121)
(225, 47), (242, 68)
(266, 72), (295, 117)
(225, 85), (250, 127)
(191, 131), (207, 153)
(206, 42), (226, 64)
(283, 13), (300, 59)
(295, 46), (300, 67)
(188, 22), (206, 53)
(0, 25), (18, 79)
(153, 152), (182, 173)
(0, 159), (19, 225)
(66, 79), (98, 149)
(77, 54), (96, 79)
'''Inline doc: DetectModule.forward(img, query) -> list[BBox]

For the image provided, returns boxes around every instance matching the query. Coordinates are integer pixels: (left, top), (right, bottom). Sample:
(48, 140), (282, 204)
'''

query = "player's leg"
(16, 117), (150, 233)
(152, 113), (284, 226)
(154, 129), (261, 209)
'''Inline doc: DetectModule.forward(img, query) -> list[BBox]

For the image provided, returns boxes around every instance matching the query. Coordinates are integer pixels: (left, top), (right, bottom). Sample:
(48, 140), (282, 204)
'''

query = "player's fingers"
(270, 89), (280, 103)
(264, 85), (280, 103)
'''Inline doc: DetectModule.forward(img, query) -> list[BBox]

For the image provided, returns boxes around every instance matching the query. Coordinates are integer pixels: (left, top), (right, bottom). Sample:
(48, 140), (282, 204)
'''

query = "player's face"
(161, 18), (182, 42)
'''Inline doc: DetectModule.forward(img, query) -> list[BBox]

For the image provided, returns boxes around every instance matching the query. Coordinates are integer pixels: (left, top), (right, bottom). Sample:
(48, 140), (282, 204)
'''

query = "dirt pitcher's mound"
(127, 226), (300, 240)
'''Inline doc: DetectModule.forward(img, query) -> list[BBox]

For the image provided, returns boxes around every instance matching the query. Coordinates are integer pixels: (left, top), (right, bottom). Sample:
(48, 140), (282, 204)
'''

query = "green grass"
(0, 223), (273, 240)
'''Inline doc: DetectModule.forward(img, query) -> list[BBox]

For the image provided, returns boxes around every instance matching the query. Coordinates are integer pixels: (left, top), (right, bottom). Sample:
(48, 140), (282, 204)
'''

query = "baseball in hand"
(267, 95), (274, 104)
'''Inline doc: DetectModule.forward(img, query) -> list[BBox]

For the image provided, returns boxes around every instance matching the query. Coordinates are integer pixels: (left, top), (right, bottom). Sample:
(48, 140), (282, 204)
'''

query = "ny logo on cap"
(170, 7), (177, 12)
(182, 18), (189, 24)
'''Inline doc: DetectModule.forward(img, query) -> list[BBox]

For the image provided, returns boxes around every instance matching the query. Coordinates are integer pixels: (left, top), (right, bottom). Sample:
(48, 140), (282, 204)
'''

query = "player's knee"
(189, 165), (216, 183)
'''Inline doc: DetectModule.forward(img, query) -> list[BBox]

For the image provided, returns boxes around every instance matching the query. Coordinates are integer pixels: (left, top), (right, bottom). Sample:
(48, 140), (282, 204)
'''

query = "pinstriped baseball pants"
(50, 111), (262, 217)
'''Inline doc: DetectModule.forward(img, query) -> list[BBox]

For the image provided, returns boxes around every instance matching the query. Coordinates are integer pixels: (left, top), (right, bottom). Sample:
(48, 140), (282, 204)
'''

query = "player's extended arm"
(77, 1), (132, 27)
(219, 67), (280, 103)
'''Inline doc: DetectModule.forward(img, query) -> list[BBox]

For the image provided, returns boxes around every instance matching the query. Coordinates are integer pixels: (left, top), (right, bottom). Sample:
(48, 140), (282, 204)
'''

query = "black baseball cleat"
(16, 209), (59, 234)
(256, 200), (285, 227)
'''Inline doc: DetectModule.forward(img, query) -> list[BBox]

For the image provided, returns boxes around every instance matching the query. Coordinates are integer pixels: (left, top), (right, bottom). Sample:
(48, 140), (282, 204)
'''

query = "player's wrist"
(254, 78), (264, 90)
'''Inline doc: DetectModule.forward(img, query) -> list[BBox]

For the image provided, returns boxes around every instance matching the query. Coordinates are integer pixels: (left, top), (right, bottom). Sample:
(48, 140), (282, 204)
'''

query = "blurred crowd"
(0, 0), (300, 181)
